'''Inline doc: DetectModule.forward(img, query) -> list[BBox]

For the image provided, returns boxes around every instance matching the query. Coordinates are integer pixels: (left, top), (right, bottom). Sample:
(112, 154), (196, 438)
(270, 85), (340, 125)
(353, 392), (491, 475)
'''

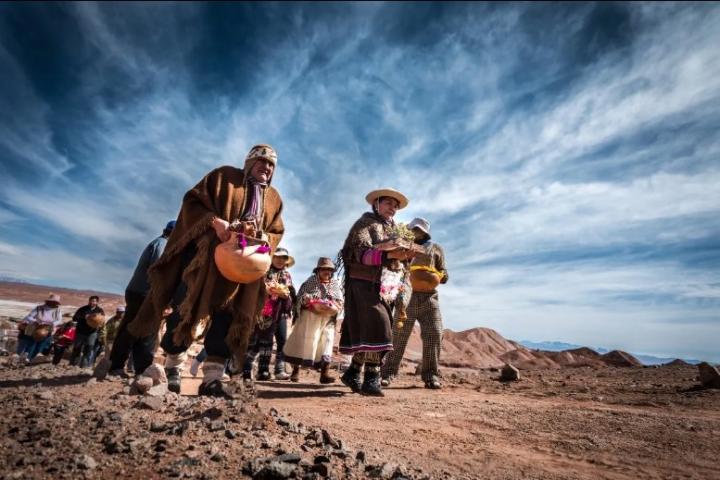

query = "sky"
(0, 2), (718, 362)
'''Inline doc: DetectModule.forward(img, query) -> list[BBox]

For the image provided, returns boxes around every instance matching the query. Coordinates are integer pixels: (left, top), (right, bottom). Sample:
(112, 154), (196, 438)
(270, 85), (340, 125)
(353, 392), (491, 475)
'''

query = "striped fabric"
(361, 248), (384, 266)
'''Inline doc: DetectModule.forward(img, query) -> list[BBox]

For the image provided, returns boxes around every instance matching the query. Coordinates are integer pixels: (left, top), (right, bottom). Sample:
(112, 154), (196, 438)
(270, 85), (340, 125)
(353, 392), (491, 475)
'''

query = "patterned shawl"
(340, 211), (412, 309)
(296, 274), (344, 317)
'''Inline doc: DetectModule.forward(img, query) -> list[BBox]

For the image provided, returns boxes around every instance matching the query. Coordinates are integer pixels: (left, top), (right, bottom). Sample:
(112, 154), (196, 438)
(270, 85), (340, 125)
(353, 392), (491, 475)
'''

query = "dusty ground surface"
(1, 283), (718, 479)
(0, 360), (410, 480)
(253, 363), (720, 480)
(1, 359), (717, 480)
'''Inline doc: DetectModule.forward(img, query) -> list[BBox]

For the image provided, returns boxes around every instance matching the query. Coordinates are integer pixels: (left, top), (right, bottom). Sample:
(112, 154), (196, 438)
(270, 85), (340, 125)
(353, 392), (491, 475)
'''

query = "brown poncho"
(128, 163), (284, 363)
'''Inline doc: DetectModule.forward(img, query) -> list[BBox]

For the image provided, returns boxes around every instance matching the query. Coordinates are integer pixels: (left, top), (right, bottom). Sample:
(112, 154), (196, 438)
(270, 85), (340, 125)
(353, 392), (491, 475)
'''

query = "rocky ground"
(1, 359), (718, 480)
(254, 363), (720, 480)
(0, 360), (410, 480)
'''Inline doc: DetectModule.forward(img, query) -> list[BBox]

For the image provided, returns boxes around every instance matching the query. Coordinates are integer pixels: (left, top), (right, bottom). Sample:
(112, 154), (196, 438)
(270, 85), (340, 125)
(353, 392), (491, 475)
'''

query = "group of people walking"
(16, 294), (126, 369)
(20, 143), (449, 399)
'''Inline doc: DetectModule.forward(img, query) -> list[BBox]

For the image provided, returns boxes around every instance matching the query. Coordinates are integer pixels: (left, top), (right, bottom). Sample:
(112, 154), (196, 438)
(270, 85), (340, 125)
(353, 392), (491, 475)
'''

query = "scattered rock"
(208, 419), (225, 432)
(150, 421), (168, 432)
(310, 463), (329, 477)
(356, 450), (366, 463)
(35, 390), (54, 401)
(146, 382), (169, 397)
(275, 453), (302, 464)
(366, 463), (399, 479)
(321, 429), (340, 448)
(136, 396), (164, 411)
(154, 439), (169, 452)
(132, 376), (153, 394)
(202, 406), (224, 420)
(76, 454), (97, 470)
(331, 449), (348, 459)
(500, 364), (520, 382)
(245, 457), (298, 479)
(141, 363), (168, 385)
(698, 362), (720, 388)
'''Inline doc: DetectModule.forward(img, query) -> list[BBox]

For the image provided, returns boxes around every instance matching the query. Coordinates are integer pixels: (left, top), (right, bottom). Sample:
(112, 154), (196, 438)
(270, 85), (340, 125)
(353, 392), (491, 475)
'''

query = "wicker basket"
(214, 233), (272, 284)
(86, 312), (106, 329)
(410, 270), (441, 293)
(31, 325), (51, 342)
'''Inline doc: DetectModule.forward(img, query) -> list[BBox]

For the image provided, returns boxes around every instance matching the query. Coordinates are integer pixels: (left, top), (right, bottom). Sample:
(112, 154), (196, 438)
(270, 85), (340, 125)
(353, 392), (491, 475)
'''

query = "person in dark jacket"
(69, 296), (105, 368)
(95, 221), (175, 378)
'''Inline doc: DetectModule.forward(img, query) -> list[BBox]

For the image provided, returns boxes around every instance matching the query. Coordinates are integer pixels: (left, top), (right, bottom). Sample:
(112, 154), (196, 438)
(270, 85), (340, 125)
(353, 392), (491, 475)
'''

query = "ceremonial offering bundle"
(392, 222), (415, 242)
(267, 281), (290, 298)
(380, 267), (405, 304)
(307, 298), (339, 316)
(214, 232), (272, 284)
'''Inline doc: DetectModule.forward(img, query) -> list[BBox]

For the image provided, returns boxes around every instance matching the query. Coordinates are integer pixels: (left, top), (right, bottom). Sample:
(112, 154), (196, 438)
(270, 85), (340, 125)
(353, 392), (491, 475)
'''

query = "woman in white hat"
(284, 257), (344, 383)
(338, 188), (416, 396)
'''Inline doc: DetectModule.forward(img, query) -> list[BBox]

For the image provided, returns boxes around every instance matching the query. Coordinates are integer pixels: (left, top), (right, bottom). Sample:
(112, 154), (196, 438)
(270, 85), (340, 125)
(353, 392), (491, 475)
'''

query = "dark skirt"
(339, 278), (393, 354)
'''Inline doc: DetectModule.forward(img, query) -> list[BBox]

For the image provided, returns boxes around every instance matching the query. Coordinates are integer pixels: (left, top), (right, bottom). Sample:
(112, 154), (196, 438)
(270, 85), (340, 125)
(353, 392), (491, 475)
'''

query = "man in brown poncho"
(128, 144), (284, 397)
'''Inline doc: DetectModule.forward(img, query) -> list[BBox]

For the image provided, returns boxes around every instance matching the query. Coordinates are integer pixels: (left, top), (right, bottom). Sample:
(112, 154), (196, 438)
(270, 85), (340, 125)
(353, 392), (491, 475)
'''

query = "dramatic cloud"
(0, 2), (718, 361)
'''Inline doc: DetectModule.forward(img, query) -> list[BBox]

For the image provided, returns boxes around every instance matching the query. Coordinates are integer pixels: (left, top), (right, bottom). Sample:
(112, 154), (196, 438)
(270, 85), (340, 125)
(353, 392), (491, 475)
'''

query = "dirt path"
(253, 366), (720, 480)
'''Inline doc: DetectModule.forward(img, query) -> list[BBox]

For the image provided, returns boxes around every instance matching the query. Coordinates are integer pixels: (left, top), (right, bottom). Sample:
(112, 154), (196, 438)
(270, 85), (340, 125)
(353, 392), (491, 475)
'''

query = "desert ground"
(1, 282), (718, 479)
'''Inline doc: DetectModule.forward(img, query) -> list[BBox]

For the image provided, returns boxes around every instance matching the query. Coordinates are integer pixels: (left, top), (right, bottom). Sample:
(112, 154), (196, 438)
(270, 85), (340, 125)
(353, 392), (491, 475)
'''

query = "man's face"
(377, 197), (400, 220)
(412, 227), (426, 241)
(249, 159), (275, 183)
(317, 268), (333, 282)
(272, 256), (288, 269)
(89, 298), (98, 308)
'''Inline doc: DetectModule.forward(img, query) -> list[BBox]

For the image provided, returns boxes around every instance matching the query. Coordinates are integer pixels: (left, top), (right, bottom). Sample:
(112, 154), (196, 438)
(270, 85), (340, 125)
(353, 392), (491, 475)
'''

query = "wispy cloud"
(0, 3), (718, 361)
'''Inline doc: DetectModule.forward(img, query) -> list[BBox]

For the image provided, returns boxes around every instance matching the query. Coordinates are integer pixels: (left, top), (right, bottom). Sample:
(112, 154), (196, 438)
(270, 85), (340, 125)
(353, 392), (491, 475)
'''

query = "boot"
(290, 365), (300, 383)
(198, 379), (233, 398)
(274, 362), (290, 380)
(340, 363), (362, 393)
(424, 375), (442, 390)
(319, 362), (336, 384)
(361, 368), (384, 396)
(165, 367), (181, 394)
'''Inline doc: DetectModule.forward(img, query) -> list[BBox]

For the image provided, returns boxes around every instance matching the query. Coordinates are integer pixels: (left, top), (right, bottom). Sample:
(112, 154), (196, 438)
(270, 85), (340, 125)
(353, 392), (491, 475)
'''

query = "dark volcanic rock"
(500, 363), (520, 381)
(698, 362), (720, 388)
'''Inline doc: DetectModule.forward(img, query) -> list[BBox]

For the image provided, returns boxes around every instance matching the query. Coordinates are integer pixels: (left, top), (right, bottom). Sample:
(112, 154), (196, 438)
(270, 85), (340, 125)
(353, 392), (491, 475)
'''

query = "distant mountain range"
(519, 340), (701, 365)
